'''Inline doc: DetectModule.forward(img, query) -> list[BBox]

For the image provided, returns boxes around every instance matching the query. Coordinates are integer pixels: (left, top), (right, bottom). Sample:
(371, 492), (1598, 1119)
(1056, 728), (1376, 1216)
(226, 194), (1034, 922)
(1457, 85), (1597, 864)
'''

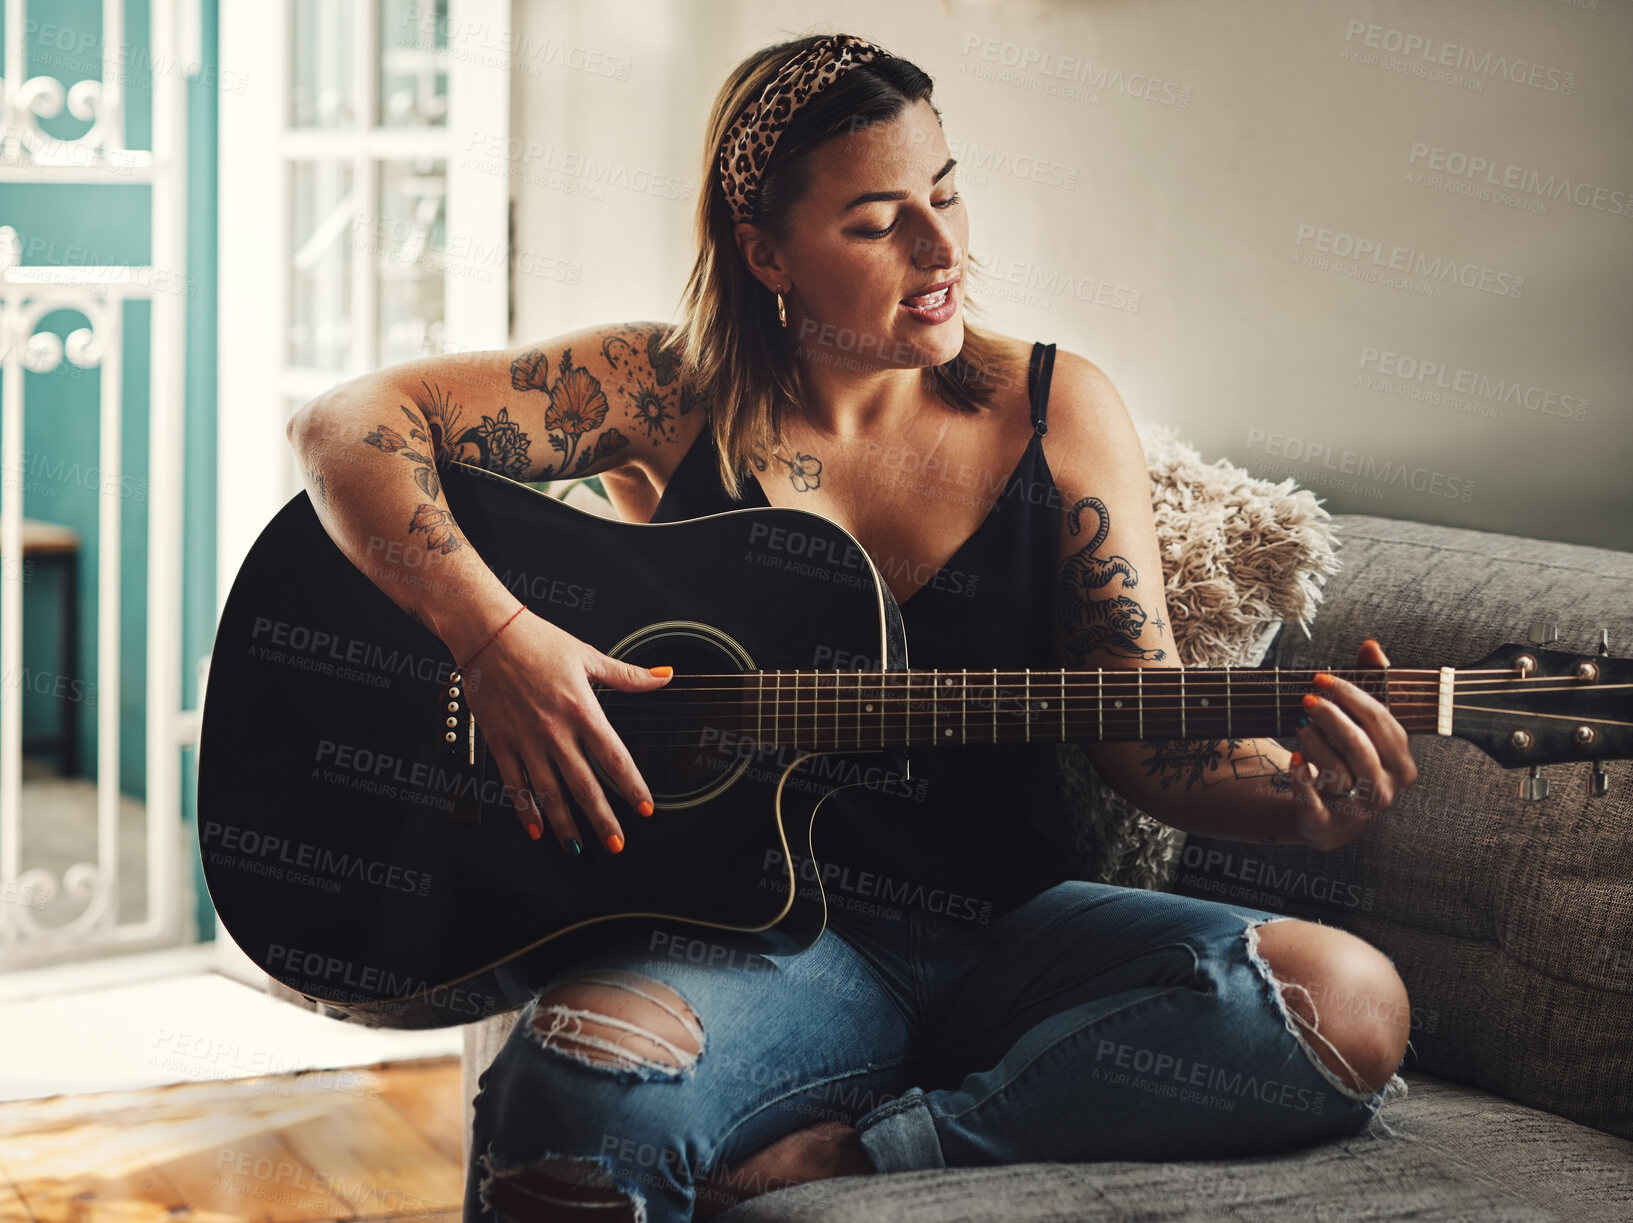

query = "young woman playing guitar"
(287, 33), (1418, 1223)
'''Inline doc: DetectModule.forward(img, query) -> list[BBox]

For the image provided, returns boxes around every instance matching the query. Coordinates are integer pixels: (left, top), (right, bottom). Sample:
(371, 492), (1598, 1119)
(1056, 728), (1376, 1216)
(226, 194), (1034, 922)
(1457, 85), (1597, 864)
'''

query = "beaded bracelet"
(458, 602), (526, 671)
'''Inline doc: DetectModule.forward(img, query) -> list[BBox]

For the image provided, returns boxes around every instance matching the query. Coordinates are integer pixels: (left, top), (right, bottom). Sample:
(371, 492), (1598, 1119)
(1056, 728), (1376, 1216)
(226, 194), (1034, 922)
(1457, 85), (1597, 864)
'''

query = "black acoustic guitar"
(197, 460), (1629, 1028)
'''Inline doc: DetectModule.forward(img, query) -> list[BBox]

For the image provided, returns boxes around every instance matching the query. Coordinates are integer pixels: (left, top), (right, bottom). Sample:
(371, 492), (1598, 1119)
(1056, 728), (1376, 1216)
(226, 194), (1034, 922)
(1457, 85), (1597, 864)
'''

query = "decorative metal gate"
(0, 0), (189, 966)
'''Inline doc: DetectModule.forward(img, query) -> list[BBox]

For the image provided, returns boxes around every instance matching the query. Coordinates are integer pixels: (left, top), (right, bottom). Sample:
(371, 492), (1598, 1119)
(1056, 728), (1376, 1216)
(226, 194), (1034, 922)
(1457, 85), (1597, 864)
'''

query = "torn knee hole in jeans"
(1241, 917), (1377, 1103)
(479, 1148), (647, 1223)
(529, 969), (705, 1080)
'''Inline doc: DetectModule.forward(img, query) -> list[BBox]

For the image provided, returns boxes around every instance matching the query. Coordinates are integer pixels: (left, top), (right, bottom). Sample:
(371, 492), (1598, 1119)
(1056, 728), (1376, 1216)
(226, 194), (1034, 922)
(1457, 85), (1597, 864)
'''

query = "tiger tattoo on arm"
(1054, 495), (1167, 662)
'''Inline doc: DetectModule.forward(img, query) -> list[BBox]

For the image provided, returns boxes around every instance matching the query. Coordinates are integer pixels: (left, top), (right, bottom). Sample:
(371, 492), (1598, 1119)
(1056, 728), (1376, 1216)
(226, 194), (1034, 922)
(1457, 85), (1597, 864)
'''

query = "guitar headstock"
(1456, 624), (1627, 799)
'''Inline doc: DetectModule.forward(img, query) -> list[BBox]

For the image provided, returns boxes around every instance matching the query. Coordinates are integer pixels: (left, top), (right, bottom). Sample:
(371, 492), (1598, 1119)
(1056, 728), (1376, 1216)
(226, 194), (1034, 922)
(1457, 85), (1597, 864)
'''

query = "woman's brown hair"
(661, 34), (1010, 501)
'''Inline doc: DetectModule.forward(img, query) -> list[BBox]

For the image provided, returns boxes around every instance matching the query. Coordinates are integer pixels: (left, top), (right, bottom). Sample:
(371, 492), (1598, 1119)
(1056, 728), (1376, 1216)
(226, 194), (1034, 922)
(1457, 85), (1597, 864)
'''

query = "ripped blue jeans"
(465, 881), (1407, 1222)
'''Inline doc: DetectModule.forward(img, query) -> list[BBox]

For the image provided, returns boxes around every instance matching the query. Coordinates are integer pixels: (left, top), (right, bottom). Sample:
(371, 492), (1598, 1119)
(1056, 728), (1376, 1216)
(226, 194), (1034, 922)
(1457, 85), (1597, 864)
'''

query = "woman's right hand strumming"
(459, 608), (673, 854)
(284, 321), (705, 856)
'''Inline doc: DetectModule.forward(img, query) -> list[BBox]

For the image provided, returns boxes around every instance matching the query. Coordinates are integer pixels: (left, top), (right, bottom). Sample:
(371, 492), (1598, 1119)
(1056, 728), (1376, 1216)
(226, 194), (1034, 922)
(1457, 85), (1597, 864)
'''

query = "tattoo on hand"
(1055, 496), (1166, 661)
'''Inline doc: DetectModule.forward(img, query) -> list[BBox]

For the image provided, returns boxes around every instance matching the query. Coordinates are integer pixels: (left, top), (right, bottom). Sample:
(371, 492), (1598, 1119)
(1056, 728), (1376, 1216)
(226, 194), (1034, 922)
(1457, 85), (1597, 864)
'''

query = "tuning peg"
(1520, 764), (1550, 801)
(1590, 760), (1609, 798)
(1528, 621), (1559, 645)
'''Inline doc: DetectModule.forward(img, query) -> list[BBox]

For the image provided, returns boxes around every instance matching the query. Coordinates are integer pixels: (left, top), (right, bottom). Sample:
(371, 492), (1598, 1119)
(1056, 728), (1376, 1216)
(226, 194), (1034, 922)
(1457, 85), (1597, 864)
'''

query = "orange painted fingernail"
(1313, 672), (1336, 689)
(1303, 692), (1322, 709)
(1289, 751), (1304, 769)
(649, 665), (673, 678)
(605, 832), (624, 853)
(637, 799), (654, 817)
(527, 820), (541, 841)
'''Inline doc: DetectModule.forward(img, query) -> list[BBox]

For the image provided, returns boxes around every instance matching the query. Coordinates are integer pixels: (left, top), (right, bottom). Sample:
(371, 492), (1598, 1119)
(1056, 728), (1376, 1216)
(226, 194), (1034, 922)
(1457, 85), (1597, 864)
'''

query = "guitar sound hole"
(593, 627), (754, 806)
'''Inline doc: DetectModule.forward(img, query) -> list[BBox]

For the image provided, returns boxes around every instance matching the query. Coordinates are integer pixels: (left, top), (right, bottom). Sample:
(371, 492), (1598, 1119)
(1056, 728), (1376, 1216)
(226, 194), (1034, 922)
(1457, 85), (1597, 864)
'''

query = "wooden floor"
(0, 1057), (464, 1222)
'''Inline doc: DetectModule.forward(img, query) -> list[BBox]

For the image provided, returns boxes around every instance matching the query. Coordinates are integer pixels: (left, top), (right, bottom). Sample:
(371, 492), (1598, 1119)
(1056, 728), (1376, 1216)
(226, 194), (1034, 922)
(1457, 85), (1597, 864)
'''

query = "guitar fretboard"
(707, 666), (1410, 749)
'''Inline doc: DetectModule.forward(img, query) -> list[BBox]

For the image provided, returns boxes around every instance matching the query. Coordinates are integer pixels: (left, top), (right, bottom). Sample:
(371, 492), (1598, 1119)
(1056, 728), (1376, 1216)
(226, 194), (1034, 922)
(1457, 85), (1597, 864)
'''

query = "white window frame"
(214, 0), (509, 979)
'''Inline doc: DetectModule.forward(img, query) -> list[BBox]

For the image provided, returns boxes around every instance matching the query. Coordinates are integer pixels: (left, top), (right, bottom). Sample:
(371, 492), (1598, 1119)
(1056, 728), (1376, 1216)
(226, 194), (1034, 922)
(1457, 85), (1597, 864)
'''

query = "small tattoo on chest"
(772, 449), (823, 493)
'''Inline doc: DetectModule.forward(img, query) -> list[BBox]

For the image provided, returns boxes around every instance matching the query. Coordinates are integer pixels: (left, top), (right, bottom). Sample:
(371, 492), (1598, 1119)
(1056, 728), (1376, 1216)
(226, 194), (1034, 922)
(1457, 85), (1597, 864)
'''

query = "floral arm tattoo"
(362, 406), (467, 557)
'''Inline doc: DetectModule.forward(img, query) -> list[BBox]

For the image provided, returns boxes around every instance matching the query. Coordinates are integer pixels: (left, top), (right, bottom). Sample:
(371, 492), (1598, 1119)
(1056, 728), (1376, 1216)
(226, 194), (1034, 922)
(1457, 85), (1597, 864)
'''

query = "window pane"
(379, 0), (449, 127)
(375, 159), (447, 366)
(291, 0), (355, 128)
(289, 161), (355, 370)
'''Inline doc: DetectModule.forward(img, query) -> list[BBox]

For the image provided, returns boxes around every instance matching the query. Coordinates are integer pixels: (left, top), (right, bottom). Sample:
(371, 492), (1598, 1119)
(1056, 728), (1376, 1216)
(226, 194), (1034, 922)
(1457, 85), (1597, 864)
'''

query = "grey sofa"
(461, 512), (1633, 1220)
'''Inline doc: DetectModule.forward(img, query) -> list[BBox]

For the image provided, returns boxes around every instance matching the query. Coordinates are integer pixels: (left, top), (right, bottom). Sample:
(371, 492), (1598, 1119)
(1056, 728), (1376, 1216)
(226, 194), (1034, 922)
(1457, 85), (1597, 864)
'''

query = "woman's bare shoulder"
(1038, 345), (1150, 505)
(977, 332), (1119, 433)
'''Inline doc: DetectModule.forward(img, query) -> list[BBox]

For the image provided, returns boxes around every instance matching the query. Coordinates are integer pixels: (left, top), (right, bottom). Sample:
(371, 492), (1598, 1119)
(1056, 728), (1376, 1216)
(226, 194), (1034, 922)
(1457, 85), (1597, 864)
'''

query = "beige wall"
(498, 0), (1631, 549)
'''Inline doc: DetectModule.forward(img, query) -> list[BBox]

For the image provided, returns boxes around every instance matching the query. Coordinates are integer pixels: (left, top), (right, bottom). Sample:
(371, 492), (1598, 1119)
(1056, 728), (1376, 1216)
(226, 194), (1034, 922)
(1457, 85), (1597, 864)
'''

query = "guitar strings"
(589, 678), (1630, 744)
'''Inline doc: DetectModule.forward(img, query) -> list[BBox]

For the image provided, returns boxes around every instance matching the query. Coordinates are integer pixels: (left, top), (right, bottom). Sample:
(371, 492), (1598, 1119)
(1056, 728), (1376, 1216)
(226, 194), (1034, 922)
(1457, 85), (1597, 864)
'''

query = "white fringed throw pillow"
(1058, 416), (1341, 890)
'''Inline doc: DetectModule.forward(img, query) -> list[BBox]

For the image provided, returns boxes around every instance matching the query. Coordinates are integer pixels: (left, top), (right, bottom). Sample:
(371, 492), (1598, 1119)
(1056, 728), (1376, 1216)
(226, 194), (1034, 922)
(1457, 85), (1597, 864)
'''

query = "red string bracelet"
(458, 602), (526, 671)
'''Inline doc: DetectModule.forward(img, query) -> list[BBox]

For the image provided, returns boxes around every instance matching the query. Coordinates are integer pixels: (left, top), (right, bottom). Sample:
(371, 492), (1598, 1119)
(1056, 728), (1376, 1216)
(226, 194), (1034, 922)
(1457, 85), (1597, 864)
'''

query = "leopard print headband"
(718, 34), (890, 225)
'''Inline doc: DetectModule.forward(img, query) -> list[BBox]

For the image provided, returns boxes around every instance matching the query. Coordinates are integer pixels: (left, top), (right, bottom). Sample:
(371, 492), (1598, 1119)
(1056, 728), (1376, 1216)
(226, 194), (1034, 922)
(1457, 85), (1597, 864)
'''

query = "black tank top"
(648, 342), (1076, 926)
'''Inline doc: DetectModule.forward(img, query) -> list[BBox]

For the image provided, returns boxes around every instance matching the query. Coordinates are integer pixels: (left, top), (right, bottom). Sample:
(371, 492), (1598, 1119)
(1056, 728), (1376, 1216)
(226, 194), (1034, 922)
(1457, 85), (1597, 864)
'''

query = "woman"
(288, 33), (1418, 1223)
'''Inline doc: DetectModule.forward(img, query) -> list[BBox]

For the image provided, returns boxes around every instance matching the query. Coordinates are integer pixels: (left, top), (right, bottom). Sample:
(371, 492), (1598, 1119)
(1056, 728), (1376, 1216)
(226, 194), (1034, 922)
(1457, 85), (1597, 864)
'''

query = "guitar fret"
(1226, 666), (1232, 741)
(757, 671), (764, 750)
(932, 668), (938, 742)
(1059, 668), (1065, 741)
(1097, 667), (1103, 742)
(855, 671), (861, 750)
(962, 668), (968, 745)
(1137, 668), (1143, 739)
(1179, 668), (1185, 738)
(833, 669), (839, 750)
(991, 668), (997, 744)
(1025, 671), (1031, 743)
(1275, 666), (1282, 736)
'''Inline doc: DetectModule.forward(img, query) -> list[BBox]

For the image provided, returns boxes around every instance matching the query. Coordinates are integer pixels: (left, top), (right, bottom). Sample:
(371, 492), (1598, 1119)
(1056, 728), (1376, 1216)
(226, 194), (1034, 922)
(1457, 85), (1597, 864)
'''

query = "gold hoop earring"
(775, 288), (788, 329)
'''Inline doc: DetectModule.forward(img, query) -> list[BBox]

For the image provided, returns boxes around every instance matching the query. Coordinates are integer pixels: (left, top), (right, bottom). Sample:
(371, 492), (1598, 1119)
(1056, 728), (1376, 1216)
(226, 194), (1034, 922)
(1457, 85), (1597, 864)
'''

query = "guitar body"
(199, 461), (910, 1027)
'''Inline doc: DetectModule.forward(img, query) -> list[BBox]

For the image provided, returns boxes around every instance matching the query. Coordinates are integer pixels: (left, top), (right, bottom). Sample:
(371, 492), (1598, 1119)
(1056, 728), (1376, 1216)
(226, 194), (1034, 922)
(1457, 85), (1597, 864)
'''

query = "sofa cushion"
(717, 1073), (1633, 1222)
(1174, 514), (1633, 1140)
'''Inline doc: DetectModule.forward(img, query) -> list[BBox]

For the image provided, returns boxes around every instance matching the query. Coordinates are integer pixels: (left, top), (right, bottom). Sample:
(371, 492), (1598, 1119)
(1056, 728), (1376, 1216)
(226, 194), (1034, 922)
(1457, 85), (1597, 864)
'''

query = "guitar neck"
(720, 666), (1445, 749)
